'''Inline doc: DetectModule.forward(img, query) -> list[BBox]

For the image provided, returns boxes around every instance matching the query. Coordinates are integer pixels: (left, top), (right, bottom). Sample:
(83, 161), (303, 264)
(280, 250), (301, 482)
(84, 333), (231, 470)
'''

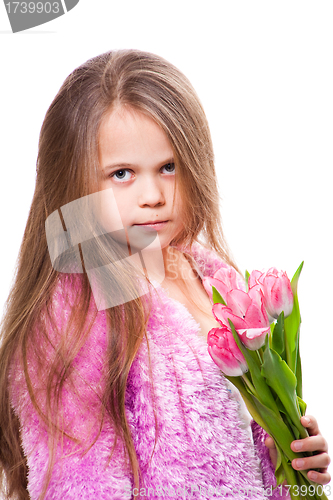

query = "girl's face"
(98, 106), (184, 255)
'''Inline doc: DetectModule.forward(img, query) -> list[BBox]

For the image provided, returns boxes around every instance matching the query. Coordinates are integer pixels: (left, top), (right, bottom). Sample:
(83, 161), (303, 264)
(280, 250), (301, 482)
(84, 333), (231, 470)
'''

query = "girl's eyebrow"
(102, 157), (175, 173)
(103, 162), (133, 172)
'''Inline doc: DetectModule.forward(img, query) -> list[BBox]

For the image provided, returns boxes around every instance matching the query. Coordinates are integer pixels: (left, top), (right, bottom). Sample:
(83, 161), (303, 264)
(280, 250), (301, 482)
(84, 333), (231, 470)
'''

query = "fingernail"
(309, 471), (318, 480)
(293, 441), (303, 451)
(302, 416), (310, 425)
(295, 459), (305, 468)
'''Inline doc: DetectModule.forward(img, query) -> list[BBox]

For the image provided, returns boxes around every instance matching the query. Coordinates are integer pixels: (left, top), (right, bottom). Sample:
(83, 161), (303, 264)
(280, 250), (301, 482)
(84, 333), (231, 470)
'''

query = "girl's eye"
(161, 162), (175, 175)
(110, 169), (133, 183)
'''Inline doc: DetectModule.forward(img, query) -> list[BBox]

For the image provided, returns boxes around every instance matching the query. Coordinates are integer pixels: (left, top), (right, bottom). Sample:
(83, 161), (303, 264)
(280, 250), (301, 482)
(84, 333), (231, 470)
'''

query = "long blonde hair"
(0, 49), (236, 499)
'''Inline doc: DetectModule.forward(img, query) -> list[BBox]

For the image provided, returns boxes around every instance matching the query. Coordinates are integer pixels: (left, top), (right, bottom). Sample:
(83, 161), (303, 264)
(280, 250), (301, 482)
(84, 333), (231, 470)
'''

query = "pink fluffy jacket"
(10, 242), (289, 499)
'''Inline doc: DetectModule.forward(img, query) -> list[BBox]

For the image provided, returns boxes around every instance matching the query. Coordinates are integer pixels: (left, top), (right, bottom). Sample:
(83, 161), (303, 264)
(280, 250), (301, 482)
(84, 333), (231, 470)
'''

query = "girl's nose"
(138, 177), (166, 208)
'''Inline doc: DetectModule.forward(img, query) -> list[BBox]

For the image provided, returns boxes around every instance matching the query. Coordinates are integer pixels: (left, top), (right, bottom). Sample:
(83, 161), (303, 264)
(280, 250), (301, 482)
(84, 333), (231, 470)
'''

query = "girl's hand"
(265, 415), (331, 485)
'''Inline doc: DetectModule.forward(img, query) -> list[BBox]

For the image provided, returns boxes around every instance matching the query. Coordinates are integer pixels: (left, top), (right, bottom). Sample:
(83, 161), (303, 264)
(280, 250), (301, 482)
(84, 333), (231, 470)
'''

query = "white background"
(1, 0), (332, 482)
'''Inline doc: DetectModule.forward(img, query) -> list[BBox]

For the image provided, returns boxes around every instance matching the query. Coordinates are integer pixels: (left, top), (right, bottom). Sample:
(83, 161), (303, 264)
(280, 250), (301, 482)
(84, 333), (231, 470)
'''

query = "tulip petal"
(248, 270), (264, 288)
(224, 328), (246, 364)
(238, 327), (270, 350)
(207, 326), (248, 376)
(202, 277), (214, 300)
(214, 266), (238, 288)
(225, 289), (252, 318)
(202, 277), (230, 303)
(244, 304), (269, 328)
(248, 284), (264, 307)
(261, 270), (294, 320)
(212, 304), (247, 329)
(208, 344), (247, 377)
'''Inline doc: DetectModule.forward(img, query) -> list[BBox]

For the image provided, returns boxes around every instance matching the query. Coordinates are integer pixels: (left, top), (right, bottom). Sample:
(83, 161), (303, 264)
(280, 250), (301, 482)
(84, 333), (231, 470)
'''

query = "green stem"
(224, 376), (270, 435)
(257, 347), (263, 364)
(241, 373), (258, 397)
(280, 452), (300, 500)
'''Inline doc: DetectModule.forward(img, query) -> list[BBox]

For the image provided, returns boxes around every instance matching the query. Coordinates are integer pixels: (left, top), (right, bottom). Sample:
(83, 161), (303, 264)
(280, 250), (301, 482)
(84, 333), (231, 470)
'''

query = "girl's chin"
(105, 224), (182, 257)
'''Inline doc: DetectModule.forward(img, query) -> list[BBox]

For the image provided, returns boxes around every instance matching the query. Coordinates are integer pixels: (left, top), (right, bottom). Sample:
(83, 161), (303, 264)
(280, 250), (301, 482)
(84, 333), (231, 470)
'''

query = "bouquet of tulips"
(203, 264), (328, 500)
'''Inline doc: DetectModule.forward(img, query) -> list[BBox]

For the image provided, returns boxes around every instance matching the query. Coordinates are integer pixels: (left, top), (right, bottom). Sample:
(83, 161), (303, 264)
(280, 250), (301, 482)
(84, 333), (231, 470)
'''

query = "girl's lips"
(133, 221), (169, 231)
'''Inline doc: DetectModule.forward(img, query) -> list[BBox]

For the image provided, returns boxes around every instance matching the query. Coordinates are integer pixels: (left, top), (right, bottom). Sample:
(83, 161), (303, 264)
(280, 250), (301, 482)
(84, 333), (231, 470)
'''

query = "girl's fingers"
(307, 469), (331, 486)
(300, 415), (320, 436)
(292, 453), (331, 472)
(291, 415), (328, 455)
(288, 416), (331, 485)
(265, 436), (275, 449)
(265, 417), (331, 486)
(265, 436), (278, 468)
(291, 435), (328, 454)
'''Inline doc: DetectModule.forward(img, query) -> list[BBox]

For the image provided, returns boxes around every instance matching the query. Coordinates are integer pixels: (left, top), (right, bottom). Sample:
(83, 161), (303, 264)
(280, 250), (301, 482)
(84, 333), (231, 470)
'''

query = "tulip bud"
(260, 268), (294, 319)
(207, 326), (248, 377)
(203, 266), (244, 303)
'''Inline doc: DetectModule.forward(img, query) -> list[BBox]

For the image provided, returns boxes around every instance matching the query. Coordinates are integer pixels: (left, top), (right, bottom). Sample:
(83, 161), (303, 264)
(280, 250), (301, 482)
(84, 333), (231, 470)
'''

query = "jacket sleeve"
(9, 277), (133, 500)
(251, 421), (291, 500)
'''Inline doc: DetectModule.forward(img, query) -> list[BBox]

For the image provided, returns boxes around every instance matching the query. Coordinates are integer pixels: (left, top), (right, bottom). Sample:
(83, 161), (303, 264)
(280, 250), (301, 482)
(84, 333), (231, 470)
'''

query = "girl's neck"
(162, 245), (188, 281)
(143, 244), (197, 289)
(159, 245), (221, 339)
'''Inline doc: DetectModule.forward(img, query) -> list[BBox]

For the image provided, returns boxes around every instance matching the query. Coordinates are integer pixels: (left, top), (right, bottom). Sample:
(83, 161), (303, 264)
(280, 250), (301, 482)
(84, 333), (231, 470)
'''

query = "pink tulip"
(203, 265), (244, 303)
(212, 286), (270, 350)
(249, 268), (294, 319)
(207, 325), (248, 377)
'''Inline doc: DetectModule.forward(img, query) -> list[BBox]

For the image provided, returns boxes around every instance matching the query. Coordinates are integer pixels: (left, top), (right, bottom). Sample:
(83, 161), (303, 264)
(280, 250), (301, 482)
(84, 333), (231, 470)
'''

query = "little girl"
(0, 49), (330, 500)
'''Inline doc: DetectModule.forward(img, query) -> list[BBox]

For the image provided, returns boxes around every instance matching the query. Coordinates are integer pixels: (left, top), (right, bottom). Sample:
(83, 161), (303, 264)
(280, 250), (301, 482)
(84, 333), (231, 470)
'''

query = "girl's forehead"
(100, 105), (158, 135)
(98, 107), (174, 166)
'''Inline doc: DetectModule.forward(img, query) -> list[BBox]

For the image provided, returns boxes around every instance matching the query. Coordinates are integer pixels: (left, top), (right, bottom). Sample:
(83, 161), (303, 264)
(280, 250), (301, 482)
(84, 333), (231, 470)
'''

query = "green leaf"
(250, 395), (299, 463)
(212, 286), (226, 305)
(295, 327), (303, 399)
(279, 452), (300, 500)
(284, 262), (303, 375)
(290, 261), (304, 296)
(224, 375), (270, 434)
(228, 320), (280, 415)
(261, 337), (307, 439)
(297, 396), (307, 417)
(275, 398), (300, 439)
(287, 419), (301, 440)
(271, 312), (285, 360)
(274, 445), (286, 487)
(245, 270), (250, 292)
(269, 322), (275, 344)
